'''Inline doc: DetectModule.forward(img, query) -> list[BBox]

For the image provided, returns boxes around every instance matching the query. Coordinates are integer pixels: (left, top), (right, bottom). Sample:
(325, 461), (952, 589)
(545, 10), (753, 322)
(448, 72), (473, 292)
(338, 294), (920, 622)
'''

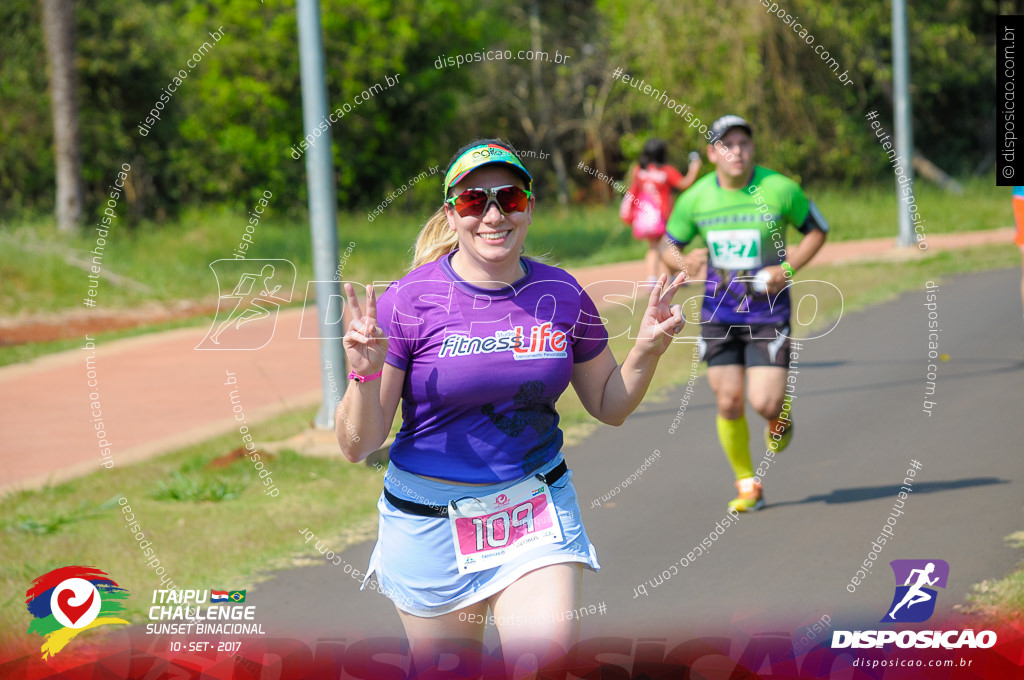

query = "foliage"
(1, 0), (494, 222)
(596, 0), (997, 185)
(0, 0), (999, 225)
(0, 1), (54, 214)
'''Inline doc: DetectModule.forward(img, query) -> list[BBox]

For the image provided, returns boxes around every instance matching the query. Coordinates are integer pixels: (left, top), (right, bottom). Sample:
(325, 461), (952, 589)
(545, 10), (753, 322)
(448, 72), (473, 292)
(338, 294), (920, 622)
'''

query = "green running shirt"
(666, 165), (827, 325)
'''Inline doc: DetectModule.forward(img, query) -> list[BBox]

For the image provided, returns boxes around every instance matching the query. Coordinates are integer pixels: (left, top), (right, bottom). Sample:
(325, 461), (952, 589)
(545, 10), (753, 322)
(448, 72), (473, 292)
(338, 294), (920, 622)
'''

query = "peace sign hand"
(634, 272), (687, 357)
(343, 283), (389, 376)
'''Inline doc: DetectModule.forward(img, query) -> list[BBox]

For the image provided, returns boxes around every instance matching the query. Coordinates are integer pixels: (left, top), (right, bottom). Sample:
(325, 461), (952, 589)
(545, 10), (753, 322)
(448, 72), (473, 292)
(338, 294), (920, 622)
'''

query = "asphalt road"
(246, 267), (1023, 651)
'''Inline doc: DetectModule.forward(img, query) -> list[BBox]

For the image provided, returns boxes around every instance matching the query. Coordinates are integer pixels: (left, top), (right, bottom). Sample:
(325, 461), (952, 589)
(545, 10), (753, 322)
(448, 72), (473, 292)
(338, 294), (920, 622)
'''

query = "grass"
(0, 404), (385, 655)
(957, 530), (1024, 625)
(153, 471), (250, 502)
(809, 174), (1010, 242)
(7, 500), (109, 536)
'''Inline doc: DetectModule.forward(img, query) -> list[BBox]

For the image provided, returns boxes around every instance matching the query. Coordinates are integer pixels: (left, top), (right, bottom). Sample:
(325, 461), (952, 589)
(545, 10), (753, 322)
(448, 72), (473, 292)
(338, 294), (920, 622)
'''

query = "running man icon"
(888, 563), (938, 618)
(196, 259), (297, 350)
(210, 264), (284, 344)
(882, 559), (949, 623)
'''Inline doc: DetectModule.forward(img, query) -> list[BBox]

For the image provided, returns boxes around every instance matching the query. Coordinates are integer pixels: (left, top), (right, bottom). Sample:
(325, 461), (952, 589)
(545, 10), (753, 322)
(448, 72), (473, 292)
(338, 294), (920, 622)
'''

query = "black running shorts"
(696, 322), (791, 368)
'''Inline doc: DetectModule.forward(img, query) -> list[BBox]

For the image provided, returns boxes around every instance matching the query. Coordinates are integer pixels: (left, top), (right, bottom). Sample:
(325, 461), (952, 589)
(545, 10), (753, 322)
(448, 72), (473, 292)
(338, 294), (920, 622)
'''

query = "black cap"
(709, 115), (753, 144)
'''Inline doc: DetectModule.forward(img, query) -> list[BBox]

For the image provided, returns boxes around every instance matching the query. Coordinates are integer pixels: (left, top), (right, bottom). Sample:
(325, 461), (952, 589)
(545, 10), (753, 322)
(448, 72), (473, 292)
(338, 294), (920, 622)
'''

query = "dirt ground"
(0, 300), (220, 346)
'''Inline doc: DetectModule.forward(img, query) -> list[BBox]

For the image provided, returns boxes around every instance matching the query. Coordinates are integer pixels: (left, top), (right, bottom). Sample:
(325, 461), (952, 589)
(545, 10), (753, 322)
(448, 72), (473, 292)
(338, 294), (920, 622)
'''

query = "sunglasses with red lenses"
(445, 185), (533, 217)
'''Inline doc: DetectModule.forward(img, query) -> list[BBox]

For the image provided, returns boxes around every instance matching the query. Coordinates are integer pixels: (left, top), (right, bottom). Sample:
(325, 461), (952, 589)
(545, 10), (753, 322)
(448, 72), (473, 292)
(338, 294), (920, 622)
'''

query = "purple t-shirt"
(376, 253), (609, 483)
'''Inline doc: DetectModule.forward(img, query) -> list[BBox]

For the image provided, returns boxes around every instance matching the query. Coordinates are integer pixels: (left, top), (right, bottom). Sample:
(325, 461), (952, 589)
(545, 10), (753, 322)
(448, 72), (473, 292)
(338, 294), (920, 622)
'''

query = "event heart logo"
(56, 587), (95, 626)
(47, 578), (101, 630)
(26, 566), (130, 659)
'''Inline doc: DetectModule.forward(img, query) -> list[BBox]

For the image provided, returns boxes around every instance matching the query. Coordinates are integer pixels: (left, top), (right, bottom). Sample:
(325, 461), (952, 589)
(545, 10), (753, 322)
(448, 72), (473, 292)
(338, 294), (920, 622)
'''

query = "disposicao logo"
(26, 566), (129, 659)
(832, 559), (997, 650)
(882, 559), (948, 623)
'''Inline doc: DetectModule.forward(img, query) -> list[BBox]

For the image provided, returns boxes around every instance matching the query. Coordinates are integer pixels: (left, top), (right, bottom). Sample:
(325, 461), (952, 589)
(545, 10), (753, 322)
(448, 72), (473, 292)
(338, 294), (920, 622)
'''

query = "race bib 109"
(448, 475), (563, 575)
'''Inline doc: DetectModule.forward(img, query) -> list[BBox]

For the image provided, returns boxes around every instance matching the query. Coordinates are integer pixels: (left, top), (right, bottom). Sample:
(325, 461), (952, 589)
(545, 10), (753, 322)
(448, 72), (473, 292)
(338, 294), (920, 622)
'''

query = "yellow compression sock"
(716, 414), (753, 480)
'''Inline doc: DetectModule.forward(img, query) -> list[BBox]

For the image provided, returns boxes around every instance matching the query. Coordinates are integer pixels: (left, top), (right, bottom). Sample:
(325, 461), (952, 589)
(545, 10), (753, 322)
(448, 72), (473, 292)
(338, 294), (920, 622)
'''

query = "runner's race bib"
(706, 229), (762, 269)
(449, 475), (563, 574)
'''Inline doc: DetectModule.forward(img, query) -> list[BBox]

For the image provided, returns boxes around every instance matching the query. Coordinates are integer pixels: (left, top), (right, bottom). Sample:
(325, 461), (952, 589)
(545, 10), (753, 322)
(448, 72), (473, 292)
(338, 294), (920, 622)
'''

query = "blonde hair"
(411, 206), (458, 269)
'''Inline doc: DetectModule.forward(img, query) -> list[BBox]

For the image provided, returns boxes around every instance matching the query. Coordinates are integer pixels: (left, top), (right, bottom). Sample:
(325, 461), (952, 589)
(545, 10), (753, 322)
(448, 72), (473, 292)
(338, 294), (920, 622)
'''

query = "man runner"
(660, 115), (828, 511)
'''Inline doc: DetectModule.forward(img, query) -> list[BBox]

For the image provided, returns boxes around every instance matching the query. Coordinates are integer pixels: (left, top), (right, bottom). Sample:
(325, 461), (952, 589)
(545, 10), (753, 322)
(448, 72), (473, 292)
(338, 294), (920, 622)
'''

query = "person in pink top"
(624, 138), (702, 283)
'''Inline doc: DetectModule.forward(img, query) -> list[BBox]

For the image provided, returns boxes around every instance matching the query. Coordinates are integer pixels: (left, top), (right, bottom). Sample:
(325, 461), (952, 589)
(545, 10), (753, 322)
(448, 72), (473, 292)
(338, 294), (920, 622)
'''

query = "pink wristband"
(348, 370), (383, 383)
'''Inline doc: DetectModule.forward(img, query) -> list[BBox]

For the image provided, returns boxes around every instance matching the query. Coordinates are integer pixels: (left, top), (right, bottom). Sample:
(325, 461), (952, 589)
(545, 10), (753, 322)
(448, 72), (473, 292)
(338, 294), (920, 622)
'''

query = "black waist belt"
(383, 460), (568, 518)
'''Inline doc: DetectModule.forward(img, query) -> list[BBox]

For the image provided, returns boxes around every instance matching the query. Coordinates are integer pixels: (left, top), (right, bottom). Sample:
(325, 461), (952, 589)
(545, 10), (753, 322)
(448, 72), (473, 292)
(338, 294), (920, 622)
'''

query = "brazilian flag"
(228, 590), (246, 602)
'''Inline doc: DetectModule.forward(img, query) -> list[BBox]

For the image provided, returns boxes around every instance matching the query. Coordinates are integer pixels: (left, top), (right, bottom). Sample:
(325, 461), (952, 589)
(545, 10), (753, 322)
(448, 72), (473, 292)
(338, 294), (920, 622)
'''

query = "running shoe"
(728, 477), (764, 512)
(765, 417), (793, 453)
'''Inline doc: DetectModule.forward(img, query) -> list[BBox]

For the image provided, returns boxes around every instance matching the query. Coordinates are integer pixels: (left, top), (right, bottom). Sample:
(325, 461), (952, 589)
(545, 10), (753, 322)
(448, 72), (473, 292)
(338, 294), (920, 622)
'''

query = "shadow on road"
(768, 477), (1009, 508)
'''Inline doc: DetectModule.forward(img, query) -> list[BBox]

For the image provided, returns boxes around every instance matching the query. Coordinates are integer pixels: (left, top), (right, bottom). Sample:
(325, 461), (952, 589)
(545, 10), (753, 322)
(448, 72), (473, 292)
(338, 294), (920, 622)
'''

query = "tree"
(41, 0), (84, 233)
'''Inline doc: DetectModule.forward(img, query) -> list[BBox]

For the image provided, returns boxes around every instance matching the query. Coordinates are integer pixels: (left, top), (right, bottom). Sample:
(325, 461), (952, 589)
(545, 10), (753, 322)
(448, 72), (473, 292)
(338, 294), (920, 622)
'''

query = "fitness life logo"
(25, 566), (130, 659)
(882, 559), (948, 623)
(437, 323), (569, 360)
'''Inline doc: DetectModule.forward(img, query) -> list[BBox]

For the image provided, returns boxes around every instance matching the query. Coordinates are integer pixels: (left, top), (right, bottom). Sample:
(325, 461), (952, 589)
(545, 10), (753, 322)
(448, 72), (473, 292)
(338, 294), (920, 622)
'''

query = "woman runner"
(336, 138), (687, 671)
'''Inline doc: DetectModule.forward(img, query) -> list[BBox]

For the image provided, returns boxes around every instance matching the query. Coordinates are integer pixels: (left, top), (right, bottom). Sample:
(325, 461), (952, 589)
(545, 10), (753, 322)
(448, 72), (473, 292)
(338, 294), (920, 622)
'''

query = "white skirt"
(362, 452), (600, 617)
